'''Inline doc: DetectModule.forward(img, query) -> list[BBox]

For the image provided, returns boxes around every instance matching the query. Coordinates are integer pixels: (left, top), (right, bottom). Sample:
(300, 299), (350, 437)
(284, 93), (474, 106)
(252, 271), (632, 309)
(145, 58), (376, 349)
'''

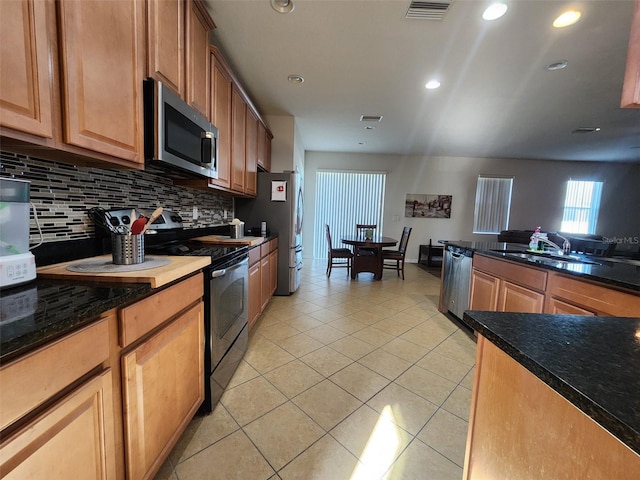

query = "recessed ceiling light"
(545, 60), (568, 71)
(425, 80), (441, 89)
(271, 0), (294, 14)
(553, 10), (581, 28)
(287, 74), (304, 84)
(365, 125), (376, 130)
(358, 142), (366, 145)
(483, 3), (508, 21)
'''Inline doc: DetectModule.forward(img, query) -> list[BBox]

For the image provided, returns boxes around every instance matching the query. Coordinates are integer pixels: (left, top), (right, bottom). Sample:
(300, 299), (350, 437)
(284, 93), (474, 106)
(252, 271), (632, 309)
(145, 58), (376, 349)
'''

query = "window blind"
(473, 176), (513, 234)
(561, 180), (603, 234)
(314, 170), (386, 258)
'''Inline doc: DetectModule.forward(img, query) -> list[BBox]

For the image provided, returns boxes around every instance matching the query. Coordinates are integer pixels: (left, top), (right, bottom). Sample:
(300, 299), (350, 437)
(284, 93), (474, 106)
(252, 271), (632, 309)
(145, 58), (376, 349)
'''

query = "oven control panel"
(107, 208), (183, 230)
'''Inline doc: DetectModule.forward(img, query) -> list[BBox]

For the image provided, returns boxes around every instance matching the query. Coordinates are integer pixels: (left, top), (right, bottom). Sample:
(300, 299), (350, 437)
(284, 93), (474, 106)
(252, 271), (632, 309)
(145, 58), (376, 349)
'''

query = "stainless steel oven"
(201, 256), (249, 413)
(143, 79), (218, 179)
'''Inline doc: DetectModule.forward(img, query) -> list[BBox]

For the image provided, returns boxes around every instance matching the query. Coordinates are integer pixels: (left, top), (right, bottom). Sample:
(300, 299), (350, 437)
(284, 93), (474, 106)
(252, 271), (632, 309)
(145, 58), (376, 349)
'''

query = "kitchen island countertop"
(463, 310), (640, 455)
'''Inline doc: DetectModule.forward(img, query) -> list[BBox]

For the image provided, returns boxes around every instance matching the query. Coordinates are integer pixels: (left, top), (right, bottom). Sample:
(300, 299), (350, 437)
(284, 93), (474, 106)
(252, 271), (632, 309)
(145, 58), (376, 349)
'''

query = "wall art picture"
(405, 194), (452, 218)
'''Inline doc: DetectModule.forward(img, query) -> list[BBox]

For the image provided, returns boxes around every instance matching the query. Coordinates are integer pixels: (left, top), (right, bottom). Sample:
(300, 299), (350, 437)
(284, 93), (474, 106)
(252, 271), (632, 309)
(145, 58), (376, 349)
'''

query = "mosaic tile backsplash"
(0, 151), (234, 245)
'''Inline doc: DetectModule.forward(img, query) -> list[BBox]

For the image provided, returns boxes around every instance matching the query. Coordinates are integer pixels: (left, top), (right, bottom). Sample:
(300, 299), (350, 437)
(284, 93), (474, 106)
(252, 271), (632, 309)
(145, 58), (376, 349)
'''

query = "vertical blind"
(561, 180), (603, 234)
(473, 176), (514, 234)
(314, 170), (386, 258)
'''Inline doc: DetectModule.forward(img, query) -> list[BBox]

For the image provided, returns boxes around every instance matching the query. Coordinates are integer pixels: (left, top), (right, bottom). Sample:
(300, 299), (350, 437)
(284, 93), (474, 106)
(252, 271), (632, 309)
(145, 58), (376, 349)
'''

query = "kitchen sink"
(502, 251), (602, 266)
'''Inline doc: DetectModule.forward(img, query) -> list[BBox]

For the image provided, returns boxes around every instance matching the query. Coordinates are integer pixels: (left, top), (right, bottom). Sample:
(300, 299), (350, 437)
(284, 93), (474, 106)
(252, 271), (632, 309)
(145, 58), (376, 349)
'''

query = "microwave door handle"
(201, 131), (215, 168)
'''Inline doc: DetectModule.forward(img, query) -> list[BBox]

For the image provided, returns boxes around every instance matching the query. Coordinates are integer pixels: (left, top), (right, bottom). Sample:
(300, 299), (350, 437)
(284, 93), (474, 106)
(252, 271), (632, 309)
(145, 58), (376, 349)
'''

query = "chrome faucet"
(536, 235), (571, 255)
(555, 233), (572, 254)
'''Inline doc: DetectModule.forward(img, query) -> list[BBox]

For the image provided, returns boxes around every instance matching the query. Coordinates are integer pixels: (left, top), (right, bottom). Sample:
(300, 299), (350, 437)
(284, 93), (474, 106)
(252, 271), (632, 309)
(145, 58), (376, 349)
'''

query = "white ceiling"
(203, 0), (640, 163)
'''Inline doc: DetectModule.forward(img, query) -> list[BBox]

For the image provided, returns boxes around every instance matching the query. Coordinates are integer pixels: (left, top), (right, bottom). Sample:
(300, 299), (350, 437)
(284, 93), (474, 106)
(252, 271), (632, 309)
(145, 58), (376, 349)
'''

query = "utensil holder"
(111, 234), (145, 265)
(230, 223), (244, 239)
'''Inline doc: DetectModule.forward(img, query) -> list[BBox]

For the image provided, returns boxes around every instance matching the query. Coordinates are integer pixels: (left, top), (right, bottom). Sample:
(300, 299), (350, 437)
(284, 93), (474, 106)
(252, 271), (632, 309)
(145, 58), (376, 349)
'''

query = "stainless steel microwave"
(144, 79), (218, 179)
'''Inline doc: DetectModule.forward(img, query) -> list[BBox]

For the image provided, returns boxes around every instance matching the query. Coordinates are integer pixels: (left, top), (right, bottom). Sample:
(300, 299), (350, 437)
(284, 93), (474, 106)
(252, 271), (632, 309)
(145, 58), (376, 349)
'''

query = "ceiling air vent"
(360, 115), (383, 122)
(406, 1), (453, 20)
(571, 127), (601, 134)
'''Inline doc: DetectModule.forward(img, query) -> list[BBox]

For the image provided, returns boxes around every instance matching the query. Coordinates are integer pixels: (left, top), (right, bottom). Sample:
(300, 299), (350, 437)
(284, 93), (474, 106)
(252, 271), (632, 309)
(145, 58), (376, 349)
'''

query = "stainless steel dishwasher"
(442, 245), (473, 319)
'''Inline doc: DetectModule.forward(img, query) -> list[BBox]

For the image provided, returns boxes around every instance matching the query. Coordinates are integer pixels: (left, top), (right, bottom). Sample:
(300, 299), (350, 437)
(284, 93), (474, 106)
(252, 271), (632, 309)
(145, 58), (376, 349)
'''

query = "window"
(473, 176), (513, 234)
(561, 180), (603, 234)
(314, 170), (386, 258)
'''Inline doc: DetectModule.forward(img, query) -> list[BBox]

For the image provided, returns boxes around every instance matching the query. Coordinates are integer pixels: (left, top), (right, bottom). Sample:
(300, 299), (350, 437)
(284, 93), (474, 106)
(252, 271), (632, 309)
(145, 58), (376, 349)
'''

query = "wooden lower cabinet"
(248, 239), (278, 331)
(545, 297), (596, 315)
(464, 336), (640, 479)
(469, 269), (499, 311)
(0, 369), (116, 480)
(544, 272), (640, 317)
(121, 301), (204, 480)
(470, 255), (546, 314)
(261, 253), (271, 312)
(248, 259), (262, 330)
(499, 280), (545, 313)
(269, 249), (278, 296)
(470, 254), (640, 316)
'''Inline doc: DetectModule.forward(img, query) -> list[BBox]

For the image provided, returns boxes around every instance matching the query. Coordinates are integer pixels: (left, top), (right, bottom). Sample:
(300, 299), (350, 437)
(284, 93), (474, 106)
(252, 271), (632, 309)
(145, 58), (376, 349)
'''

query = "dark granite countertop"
(463, 310), (640, 455)
(0, 279), (151, 365)
(443, 240), (640, 291)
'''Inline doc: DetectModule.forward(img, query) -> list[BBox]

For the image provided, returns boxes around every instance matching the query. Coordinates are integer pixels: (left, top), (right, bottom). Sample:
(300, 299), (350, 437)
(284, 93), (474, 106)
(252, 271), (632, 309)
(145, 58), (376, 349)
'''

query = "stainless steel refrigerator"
(236, 171), (303, 295)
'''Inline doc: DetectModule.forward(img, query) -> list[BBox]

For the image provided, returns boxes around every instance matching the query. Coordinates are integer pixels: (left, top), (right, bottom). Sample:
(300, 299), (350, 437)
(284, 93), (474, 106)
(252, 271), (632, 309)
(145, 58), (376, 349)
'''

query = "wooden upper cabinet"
(186, 0), (214, 119)
(57, 0), (145, 163)
(0, 0), (53, 138)
(621, 0), (640, 108)
(231, 86), (246, 192)
(245, 107), (258, 196)
(146, 0), (185, 97)
(257, 121), (273, 172)
(210, 47), (232, 190)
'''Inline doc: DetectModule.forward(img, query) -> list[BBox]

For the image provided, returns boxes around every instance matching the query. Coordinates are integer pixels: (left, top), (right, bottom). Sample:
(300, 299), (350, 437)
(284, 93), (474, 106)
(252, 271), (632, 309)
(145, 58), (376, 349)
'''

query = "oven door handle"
(211, 269), (227, 278)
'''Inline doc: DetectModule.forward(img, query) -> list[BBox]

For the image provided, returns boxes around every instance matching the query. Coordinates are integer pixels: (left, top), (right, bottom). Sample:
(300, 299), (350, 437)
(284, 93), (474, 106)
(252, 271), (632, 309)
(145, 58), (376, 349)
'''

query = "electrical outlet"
(192, 206), (198, 219)
(392, 215), (401, 222)
(223, 209), (228, 218)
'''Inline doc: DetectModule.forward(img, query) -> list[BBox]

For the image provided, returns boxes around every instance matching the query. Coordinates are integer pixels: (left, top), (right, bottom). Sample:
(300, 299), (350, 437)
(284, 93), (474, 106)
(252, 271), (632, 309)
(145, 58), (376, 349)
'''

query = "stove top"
(145, 240), (248, 270)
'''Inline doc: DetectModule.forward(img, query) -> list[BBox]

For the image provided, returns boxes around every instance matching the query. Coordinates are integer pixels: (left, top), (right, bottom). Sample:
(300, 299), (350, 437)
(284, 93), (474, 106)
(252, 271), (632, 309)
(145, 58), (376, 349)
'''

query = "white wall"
(303, 152), (640, 261)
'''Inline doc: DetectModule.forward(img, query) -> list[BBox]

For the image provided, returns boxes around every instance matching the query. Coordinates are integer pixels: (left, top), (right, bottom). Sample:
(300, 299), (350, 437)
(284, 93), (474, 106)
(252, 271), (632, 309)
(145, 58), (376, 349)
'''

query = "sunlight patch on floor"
(350, 405), (401, 480)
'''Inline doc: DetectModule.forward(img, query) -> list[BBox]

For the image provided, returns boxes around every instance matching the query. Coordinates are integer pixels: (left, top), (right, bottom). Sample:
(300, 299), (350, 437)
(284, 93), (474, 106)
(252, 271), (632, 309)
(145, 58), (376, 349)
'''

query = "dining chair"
(325, 224), (353, 277)
(355, 224), (377, 256)
(382, 226), (412, 279)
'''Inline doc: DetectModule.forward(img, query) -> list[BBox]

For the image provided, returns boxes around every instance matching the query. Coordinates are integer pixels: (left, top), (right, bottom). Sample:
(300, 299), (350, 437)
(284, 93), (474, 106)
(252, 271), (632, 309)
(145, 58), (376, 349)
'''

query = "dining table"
(341, 235), (398, 280)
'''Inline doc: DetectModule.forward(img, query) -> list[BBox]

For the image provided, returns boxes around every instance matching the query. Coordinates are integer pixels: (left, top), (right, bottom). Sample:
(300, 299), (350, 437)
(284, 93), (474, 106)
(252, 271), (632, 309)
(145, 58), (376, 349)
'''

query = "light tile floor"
(155, 260), (477, 480)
